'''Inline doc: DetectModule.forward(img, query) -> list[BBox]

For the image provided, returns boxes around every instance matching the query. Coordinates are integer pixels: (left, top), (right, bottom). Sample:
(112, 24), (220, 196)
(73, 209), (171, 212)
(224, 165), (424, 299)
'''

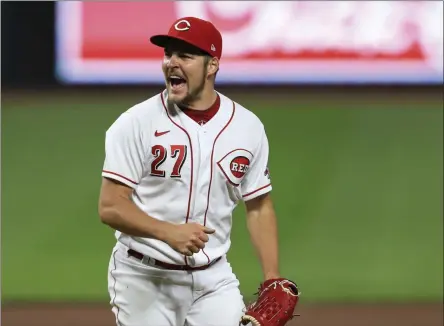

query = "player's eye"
(178, 53), (192, 59)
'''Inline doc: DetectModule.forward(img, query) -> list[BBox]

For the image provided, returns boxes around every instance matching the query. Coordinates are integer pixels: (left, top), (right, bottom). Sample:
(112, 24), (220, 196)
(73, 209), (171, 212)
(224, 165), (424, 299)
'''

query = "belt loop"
(141, 256), (151, 266)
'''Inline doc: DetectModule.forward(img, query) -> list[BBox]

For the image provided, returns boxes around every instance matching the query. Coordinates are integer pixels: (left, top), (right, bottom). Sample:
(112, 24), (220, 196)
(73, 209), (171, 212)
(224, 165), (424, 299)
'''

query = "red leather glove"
(240, 278), (300, 326)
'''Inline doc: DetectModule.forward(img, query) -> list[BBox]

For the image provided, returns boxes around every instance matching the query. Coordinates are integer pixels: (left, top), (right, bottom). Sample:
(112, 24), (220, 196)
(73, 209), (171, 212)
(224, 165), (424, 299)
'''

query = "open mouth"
(169, 76), (187, 91)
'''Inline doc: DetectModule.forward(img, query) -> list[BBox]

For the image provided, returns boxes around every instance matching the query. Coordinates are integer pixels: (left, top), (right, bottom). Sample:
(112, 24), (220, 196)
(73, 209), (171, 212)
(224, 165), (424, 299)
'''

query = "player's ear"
(206, 57), (219, 78)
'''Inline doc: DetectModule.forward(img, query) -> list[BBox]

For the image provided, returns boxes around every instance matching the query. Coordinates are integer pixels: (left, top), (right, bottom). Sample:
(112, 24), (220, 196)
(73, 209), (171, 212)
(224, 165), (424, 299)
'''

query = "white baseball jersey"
(102, 90), (272, 267)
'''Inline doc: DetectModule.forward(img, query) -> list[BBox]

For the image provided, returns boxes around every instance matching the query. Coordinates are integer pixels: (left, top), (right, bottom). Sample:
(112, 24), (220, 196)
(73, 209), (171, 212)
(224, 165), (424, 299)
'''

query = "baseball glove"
(239, 278), (300, 326)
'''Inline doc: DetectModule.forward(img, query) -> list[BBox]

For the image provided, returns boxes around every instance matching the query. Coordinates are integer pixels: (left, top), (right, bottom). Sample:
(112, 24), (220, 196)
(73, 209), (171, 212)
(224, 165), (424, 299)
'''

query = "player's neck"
(184, 89), (218, 112)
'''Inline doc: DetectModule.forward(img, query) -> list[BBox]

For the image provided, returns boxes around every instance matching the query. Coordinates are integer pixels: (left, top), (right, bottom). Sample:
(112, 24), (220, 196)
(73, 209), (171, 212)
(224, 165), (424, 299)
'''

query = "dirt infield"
(2, 302), (442, 326)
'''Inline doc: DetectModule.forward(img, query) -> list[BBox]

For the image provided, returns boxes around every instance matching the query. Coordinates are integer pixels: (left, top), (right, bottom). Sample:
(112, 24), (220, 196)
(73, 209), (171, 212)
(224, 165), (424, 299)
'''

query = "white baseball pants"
(107, 242), (247, 326)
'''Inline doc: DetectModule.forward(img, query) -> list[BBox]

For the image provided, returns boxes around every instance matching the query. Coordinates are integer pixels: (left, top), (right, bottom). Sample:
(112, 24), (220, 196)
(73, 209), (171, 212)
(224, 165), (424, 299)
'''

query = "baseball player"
(98, 16), (298, 326)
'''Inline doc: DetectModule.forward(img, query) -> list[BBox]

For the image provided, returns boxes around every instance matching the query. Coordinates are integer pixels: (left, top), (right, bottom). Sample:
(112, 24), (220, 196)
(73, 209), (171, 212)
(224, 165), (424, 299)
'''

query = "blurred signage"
(55, 1), (443, 84)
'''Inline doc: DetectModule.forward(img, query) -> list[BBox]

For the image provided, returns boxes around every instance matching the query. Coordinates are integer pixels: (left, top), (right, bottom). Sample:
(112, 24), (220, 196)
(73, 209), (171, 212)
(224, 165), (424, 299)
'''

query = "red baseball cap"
(150, 17), (223, 60)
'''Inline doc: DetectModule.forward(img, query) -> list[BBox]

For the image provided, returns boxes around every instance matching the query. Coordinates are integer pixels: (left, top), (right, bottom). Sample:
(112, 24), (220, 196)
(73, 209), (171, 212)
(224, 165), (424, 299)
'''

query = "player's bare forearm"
(99, 196), (171, 239)
(245, 193), (280, 280)
(98, 178), (172, 241)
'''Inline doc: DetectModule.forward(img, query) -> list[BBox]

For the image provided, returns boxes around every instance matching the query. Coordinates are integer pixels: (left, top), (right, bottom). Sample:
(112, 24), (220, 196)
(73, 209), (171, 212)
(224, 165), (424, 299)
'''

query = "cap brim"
(150, 35), (211, 56)
(150, 35), (175, 48)
(150, 35), (201, 50)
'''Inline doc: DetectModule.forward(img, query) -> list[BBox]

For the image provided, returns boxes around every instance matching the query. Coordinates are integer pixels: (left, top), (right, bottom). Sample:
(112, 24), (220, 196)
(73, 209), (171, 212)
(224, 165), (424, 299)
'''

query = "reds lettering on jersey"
(102, 91), (272, 267)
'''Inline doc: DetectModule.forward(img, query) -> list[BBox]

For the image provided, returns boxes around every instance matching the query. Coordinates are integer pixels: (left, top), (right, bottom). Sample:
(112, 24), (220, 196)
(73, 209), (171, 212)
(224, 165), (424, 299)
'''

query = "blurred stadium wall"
(1, 2), (443, 326)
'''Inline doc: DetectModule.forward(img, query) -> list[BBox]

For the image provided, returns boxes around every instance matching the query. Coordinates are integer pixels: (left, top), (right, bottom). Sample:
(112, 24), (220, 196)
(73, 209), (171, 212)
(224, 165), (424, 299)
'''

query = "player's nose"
(166, 54), (180, 68)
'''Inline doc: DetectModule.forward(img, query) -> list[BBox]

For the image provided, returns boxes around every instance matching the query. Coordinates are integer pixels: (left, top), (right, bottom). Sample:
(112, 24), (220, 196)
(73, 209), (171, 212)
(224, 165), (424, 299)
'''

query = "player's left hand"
(240, 278), (300, 326)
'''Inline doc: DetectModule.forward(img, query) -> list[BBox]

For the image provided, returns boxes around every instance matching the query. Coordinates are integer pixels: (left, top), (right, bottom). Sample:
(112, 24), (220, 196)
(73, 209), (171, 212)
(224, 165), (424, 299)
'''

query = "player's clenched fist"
(163, 223), (215, 256)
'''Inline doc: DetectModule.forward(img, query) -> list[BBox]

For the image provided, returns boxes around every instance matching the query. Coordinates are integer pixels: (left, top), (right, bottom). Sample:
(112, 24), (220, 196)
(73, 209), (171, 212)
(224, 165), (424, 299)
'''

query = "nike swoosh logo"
(155, 130), (170, 137)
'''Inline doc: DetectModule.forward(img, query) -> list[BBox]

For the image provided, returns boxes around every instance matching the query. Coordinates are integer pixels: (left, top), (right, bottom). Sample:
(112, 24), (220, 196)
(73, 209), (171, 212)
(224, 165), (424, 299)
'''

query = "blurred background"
(1, 1), (443, 326)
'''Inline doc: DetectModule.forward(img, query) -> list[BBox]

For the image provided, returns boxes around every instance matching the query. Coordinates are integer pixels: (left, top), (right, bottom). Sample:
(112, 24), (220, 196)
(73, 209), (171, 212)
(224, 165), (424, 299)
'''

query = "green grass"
(2, 89), (443, 302)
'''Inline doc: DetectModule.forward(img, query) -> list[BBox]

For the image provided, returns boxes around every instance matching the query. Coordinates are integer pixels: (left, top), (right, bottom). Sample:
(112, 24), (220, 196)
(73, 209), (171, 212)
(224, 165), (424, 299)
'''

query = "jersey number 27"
(150, 145), (187, 178)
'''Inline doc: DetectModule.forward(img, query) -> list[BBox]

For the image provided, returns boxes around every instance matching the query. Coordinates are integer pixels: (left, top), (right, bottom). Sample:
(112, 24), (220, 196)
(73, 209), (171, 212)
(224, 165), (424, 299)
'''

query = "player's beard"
(167, 69), (207, 108)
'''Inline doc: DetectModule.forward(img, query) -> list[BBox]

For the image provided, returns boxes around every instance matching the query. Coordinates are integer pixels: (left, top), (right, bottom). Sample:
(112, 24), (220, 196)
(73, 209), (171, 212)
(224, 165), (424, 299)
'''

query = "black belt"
(127, 249), (221, 271)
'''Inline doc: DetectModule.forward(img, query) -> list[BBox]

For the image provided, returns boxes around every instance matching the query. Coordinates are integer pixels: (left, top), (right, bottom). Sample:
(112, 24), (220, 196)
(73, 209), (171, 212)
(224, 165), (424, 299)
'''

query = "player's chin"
(167, 84), (188, 102)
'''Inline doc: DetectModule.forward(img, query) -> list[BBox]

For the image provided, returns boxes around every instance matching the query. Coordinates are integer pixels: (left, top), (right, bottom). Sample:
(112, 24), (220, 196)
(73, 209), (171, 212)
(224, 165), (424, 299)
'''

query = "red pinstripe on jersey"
(160, 92), (195, 266)
(243, 183), (272, 198)
(102, 170), (138, 185)
(202, 101), (236, 264)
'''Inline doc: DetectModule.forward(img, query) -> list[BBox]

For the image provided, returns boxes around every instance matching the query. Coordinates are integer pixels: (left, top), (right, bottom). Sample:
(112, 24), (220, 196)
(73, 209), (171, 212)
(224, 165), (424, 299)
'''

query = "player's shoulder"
(122, 92), (166, 119)
(218, 91), (265, 131)
(107, 91), (166, 129)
